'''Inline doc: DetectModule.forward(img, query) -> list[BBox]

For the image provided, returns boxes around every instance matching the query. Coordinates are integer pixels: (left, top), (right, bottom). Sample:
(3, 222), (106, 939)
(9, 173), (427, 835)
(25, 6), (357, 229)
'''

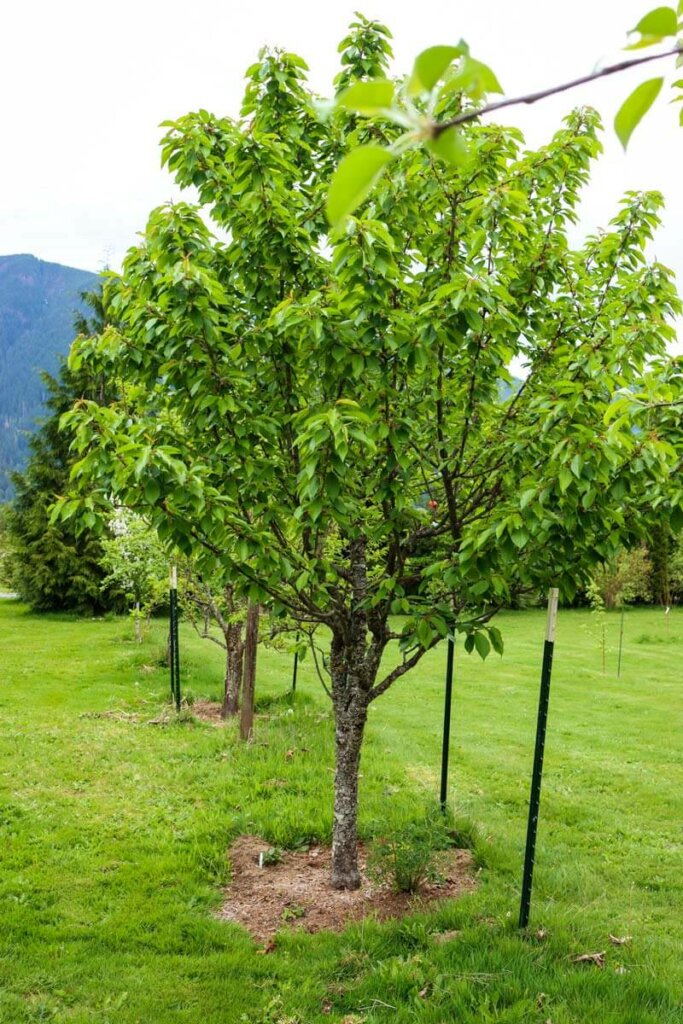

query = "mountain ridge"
(0, 254), (97, 500)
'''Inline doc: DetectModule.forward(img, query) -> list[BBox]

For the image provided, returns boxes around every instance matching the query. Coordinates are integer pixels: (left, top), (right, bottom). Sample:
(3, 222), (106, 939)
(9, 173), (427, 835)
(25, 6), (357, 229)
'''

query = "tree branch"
(434, 46), (683, 136)
(308, 633), (333, 700)
(368, 634), (441, 702)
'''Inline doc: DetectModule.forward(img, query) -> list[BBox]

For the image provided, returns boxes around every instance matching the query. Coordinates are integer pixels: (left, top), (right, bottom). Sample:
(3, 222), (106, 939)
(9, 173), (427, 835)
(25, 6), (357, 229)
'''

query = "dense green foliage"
(65, 27), (683, 641)
(7, 352), (118, 613)
(588, 546), (652, 609)
(325, 6), (683, 222)
(1, 601), (681, 1022)
(0, 254), (96, 500)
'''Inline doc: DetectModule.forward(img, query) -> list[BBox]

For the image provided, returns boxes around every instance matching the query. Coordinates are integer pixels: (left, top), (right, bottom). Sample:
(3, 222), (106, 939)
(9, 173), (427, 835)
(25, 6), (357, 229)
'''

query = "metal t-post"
(519, 587), (559, 930)
(169, 565), (181, 711)
(169, 569), (176, 705)
(291, 634), (300, 692)
(617, 606), (625, 678)
(439, 635), (455, 813)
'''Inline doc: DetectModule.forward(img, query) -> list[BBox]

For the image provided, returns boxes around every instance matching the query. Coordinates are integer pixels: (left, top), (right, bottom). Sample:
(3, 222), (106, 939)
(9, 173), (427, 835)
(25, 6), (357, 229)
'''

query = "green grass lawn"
(0, 600), (681, 1023)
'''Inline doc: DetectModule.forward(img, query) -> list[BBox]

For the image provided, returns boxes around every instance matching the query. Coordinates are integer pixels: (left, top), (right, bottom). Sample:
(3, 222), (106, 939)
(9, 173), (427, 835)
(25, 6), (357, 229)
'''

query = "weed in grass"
(634, 631), (679, 644)
(260, 847), (284, 867)
(367, 808), (455, 893)
(281, 903), (307, 922)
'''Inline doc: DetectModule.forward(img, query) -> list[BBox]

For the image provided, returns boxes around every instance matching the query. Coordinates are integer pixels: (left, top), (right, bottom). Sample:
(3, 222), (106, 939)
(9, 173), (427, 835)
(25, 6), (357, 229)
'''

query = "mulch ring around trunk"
(215, 835), (477, 944)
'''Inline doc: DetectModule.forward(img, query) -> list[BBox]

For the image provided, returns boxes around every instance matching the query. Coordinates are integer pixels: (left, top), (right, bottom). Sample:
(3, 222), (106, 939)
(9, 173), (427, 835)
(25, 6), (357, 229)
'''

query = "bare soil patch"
(216, 835), (477, 944)
(190, 700), (227, 725)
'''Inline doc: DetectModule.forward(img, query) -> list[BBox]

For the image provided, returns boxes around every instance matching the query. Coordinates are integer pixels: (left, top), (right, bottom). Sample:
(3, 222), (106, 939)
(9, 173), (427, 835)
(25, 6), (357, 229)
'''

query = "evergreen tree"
(7, 291), (118, 612)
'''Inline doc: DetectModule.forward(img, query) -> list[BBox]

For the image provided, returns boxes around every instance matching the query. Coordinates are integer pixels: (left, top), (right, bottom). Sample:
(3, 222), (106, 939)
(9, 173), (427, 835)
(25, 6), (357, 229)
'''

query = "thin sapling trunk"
(239, 601), (259, 741)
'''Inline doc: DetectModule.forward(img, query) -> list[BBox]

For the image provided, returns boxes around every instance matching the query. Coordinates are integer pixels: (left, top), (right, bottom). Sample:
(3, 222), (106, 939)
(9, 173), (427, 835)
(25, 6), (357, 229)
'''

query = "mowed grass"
(0, 600), (681, 1024)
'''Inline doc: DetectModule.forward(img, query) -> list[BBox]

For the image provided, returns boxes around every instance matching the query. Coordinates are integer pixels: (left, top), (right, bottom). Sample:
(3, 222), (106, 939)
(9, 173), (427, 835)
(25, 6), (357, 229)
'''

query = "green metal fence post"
(169, 571), (176, 705)
(439, 635), (455, 813)
(291, 633), (300, 692)
(169, 566), (181, 712)
(617, 606), (625, 678)
(519, 587), (559, 930)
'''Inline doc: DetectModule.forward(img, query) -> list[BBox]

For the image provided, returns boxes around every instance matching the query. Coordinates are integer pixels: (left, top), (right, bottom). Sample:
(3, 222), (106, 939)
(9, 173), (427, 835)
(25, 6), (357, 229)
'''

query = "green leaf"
(426, 127), (470, 166)
(474, 632), (491, 660)
(326, 145), (394, 226)
(443, 57), (503, 100)
(337, 78), (394, 115)
(144, 479), (160, 503)
(630, 6), (677, 38)
(488, 626), (504, 656)
(408, 45), (466, 96)
(511, 528), (528, 549)
(464, 633), (475, 654)
(417, 618), (433, 649)
(558, 467), (572, 493)
(615, 78), (664, 149)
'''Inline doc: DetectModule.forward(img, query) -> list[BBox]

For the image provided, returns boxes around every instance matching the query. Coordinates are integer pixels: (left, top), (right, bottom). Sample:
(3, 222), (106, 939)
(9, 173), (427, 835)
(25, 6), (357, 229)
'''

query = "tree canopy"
(325, 5), (683, 224)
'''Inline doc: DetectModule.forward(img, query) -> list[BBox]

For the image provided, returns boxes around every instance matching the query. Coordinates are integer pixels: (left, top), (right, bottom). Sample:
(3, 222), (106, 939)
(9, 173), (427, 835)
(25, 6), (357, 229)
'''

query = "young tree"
(180, 564), (294, 720)
(588, 546), (652, 610)
(180, 568), (247, 716)
(99, 510), (168, 642)
(63, 22), (682, 888)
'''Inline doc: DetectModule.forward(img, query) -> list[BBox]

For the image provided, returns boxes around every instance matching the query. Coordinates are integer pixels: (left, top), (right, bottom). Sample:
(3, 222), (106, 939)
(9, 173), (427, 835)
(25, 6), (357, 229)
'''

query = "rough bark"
(239, 601), (259, 741)
(329, 538), (385, 890)
(221, 621), (244, 718)
(331, 687), (368, 889)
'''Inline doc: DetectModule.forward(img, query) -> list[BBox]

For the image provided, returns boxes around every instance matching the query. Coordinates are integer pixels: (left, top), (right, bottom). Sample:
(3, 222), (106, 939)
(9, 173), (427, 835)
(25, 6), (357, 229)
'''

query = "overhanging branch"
(434, 46), (683, 136)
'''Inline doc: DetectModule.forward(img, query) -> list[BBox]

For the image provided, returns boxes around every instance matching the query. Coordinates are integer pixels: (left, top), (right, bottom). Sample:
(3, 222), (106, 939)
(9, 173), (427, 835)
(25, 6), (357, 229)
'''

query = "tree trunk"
(328, 539), (386, 890)
(239, 601), (259, 741)
(134, 601), (142, 644)
(331, 691), (368, 889)
(328, 544), (375, 889)
(221, 622), (244, 718)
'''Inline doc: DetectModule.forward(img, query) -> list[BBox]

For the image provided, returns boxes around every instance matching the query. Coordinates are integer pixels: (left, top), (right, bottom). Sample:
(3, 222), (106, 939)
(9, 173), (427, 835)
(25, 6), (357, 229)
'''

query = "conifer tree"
(7, 291), (118, 612)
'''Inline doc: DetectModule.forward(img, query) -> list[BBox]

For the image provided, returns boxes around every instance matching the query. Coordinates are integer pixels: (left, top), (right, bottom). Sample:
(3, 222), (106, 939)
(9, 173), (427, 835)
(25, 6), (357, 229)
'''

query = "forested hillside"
(0, 254), (96, 500)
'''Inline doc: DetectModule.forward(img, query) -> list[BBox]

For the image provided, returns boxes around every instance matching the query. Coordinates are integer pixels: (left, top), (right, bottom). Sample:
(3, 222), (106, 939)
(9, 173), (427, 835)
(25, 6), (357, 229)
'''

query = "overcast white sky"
(2, 0), (682, 305)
